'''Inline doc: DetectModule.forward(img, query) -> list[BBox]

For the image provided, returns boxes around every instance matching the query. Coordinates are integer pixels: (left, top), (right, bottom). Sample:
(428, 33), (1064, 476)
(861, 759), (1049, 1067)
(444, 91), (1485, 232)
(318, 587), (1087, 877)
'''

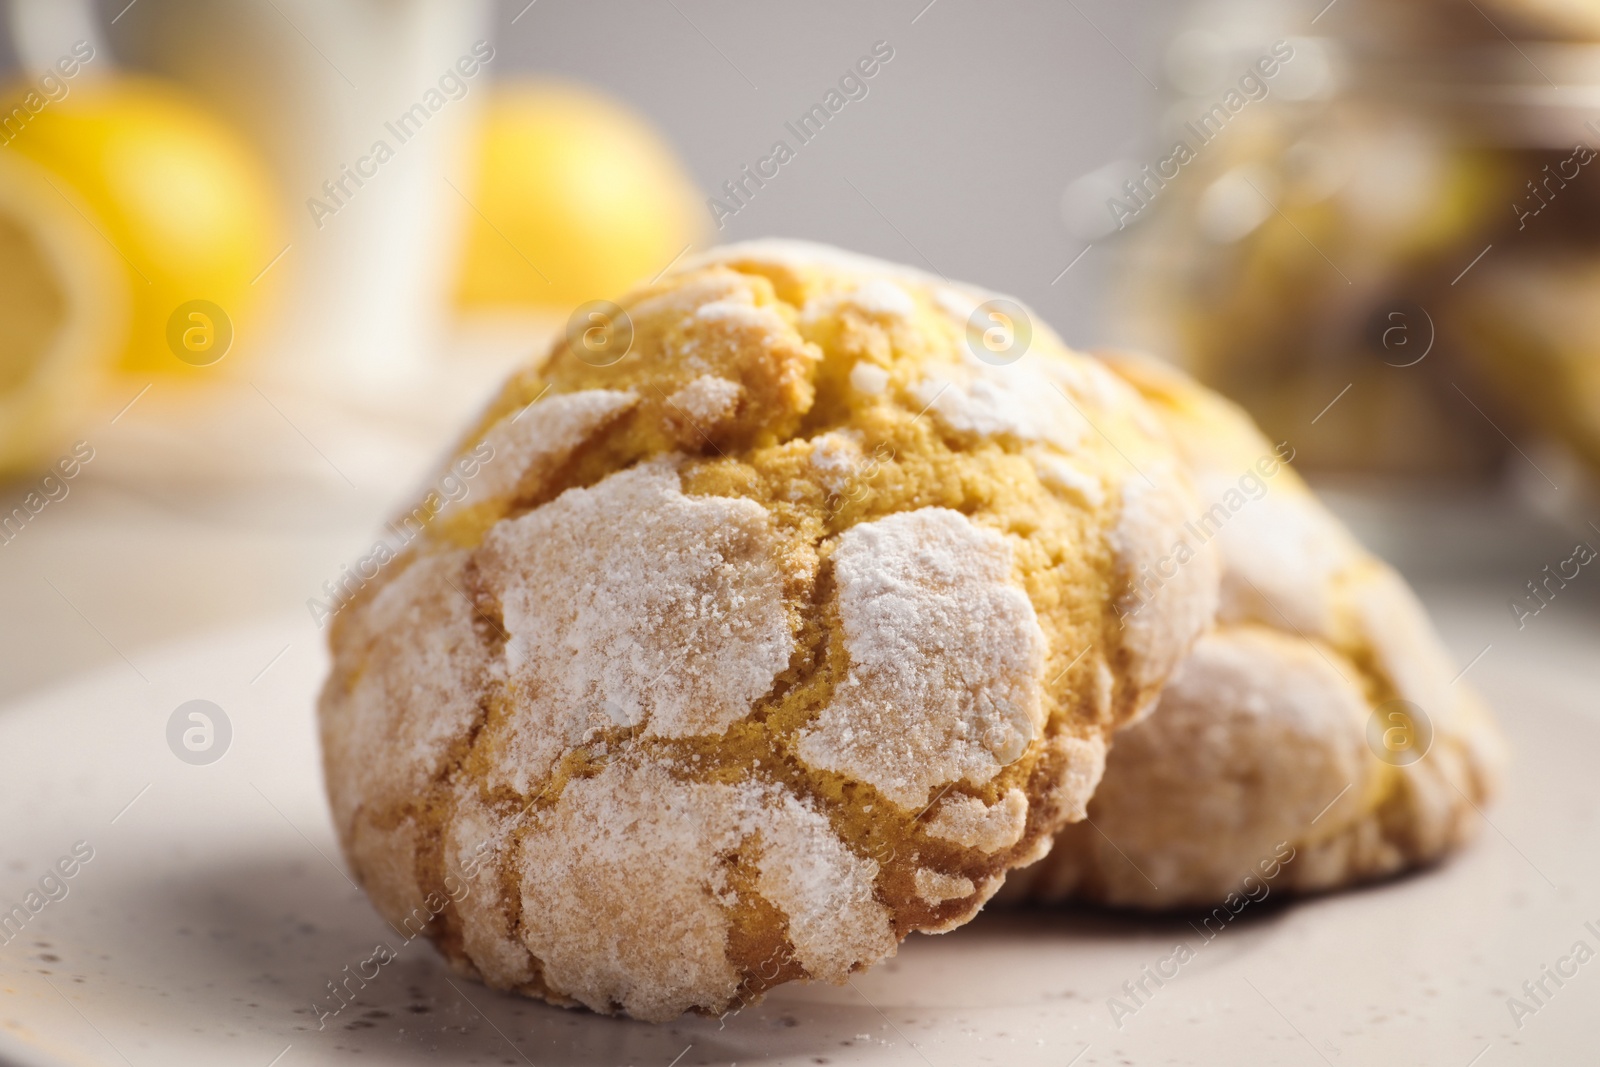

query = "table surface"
(0, 578), (1596, 1066)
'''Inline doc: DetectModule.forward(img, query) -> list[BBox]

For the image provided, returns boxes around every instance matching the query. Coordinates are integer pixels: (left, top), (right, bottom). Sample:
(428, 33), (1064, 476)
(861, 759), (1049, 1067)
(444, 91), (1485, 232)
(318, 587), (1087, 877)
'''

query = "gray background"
(482, 0), (1183, 347)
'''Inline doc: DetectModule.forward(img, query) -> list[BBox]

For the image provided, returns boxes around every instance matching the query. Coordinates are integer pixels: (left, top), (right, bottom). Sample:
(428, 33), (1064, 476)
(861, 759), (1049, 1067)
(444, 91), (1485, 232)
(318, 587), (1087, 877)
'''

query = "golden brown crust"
(318, 242), (1218, 1019)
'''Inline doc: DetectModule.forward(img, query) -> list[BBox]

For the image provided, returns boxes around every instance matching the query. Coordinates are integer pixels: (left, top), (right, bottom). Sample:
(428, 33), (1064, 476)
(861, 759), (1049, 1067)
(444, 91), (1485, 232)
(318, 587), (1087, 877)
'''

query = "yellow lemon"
(5, 75), (281, 376)
(0, 148), (127, 477)
(454, 81), (704, 310)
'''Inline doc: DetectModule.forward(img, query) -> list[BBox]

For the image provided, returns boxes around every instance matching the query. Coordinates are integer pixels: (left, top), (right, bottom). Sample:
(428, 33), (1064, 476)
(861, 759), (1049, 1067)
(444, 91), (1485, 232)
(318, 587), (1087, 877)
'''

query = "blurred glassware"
(1106, 0), (1600, 485)
(1480, 0), (1600, 40)
(1450, 252), (1600, 477)
(453, 80), (705, 311)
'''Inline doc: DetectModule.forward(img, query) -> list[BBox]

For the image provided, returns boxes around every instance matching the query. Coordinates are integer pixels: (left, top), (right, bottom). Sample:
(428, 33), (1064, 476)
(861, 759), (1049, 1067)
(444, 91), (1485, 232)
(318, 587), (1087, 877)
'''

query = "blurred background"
(2, 0), (1599, 701)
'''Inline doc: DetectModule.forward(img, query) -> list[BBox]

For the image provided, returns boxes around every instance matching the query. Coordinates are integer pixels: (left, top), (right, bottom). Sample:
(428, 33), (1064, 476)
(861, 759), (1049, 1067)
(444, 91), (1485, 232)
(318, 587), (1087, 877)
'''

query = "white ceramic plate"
(0, 600), (1595, 1066)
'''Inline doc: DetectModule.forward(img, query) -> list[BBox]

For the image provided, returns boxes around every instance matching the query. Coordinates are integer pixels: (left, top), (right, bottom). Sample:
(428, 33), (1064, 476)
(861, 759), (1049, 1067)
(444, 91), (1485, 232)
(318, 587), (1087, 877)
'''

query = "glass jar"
(1098, 0), (1600, 483)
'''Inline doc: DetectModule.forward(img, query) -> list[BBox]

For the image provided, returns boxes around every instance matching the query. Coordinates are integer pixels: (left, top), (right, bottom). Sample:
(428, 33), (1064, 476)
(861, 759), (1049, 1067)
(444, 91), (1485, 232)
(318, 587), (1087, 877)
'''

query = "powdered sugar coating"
(342, 816), (425, 934)
(909, 357), (1088, 451)
(1032, 453), (1106, 508)
(666, 375), (745, 429)
(462, 388), (638, 507)
(1051, 733), (1110, 822)
(444, 786), (537, 987)
(809, 278), (918, 321)
(924, 789), (1030, 853)
(518, 757), (893, 1021)
(1108, 474), (1223, 719)
(808, 430), (863, 474)
(320, 549), (493, 834)
(808, 430), (865, 494)
(474, 459), (794, 792)
(752, 790), (898, 981)
(1044, 629), (1371, 904)
(849, 360), (891, 395)
(796, 508), (1048, 809)
(914, 868), (977, 904)
(694, 292), (789, 334)
(516, 758), (747, 1020)
(1209, 485), (1353, 638)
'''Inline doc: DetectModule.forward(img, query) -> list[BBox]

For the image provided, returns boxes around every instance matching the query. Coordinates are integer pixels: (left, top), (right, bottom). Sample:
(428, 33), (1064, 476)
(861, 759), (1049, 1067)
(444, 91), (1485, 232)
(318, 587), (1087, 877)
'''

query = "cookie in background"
(1001, 353), (1505, 909)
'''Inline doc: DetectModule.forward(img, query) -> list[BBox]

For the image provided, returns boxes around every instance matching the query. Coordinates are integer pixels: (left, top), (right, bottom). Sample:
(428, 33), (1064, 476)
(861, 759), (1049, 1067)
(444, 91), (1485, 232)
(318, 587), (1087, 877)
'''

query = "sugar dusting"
(321, 549), (494, 833)
(923, 789), (1030, 853)
(849, 361), (890, 396)
(517, 756), (893, 1021)
(321, 237), (1237, 1019)
(667, 375), (745, 428)
(1206, 483), (1350, 639)
(694, 290), (789, 333)
(517, 759), (747, 1020)
(474, 459), (795, 792)
(913, 868), (977, 904)
(808, 431), (864, 493)
(909, 357), (1088, 451)
(813, 278), (917, 320)
(343, 816), (425, 931)
(1109, 474), (1221, 701)
(796, 508), (1048, 809)
(445, 785), (537, 987)
(752, 788), (897, 981)
(1033, 453), (1105, 508)
(462, 389), (638, 506)
(1050, 733), (1109, 822)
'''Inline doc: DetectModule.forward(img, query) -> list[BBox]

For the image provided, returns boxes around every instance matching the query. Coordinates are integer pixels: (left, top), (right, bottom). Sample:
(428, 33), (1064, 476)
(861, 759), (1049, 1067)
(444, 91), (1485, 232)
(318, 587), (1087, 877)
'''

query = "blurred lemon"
(0, 149), (127, 477)
(5, 75), (280, 377)
(454, 82), (704, 310)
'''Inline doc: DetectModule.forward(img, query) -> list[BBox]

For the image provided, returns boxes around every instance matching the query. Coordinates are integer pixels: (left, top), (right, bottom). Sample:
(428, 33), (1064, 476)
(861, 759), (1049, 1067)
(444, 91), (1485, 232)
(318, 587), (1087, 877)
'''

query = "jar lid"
(1350, 42), (1600, 147)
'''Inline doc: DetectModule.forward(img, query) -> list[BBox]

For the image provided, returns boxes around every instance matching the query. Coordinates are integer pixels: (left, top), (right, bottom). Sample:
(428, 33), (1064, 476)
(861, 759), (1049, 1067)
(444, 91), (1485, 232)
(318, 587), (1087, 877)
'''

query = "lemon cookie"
(1002, 355), (1506, 909)
(318, 241), (1219, 1020)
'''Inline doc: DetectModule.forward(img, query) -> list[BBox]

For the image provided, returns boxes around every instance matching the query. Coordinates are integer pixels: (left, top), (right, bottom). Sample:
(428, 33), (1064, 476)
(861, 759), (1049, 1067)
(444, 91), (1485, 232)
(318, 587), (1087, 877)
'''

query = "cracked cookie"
(317, 241), (1219, 1020)
(1000, 354), (1506, 909)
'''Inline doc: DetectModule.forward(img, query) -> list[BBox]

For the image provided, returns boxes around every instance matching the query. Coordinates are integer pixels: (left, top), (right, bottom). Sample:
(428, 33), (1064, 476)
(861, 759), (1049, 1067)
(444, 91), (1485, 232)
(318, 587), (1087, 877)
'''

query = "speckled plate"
(0, 598), (1595, 1066)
